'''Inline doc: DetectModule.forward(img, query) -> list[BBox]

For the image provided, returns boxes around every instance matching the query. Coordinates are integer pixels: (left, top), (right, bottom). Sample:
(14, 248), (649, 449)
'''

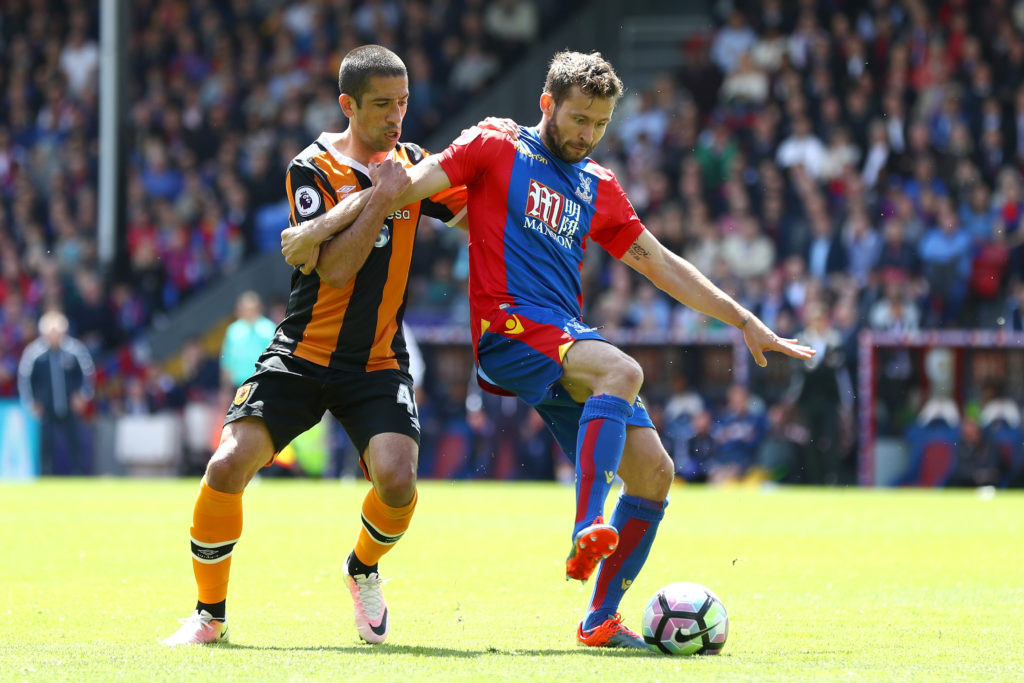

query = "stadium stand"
(0, 0), (571, 396)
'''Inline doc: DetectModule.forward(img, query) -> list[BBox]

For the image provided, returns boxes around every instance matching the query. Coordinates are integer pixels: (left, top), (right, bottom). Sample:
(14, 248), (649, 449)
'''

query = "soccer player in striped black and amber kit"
(283, 51), (815, 649)
(164, 45), (513, 646)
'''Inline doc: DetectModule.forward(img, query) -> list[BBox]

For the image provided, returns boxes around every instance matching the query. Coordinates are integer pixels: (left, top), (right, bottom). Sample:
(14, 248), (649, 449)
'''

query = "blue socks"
(573, 394), (633, 539)
(583, 493), (667, 631)
(571, 394), (668, 632)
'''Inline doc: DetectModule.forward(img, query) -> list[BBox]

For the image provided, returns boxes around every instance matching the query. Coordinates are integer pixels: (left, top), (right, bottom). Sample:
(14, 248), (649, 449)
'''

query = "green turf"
(1, 479), (1022, 681)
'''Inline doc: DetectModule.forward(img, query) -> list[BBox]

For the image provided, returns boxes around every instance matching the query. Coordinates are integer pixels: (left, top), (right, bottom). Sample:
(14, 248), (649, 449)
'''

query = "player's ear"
(339, 93), (358, 117)
(540, 92), (555, 117)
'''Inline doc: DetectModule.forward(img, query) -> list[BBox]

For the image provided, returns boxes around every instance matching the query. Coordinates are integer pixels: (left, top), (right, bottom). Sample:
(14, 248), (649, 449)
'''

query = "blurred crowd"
(566, 0), (1024, 486)
(0, 0), (558, 403)
(5, 0), (1024, 485)
(587, 0), (1024, 342)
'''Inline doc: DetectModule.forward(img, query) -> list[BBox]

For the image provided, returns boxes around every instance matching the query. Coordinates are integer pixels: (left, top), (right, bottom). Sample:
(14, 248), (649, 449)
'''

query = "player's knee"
(205, 422), (272, 490)
(374, 461), (417, 506)
(591, 352), (644, 400)
(205, 450), (249, 491)
(651, 450), (674, 498)
(207, 443), (256, 480)
(609, 355), (644, 397)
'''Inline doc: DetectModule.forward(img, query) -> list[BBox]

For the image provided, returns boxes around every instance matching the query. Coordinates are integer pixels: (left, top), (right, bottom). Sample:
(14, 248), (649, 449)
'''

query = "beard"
(541, 116), (594, 163)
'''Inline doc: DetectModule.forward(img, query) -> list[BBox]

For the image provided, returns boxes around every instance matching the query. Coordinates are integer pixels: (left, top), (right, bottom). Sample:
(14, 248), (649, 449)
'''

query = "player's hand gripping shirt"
(436, 126), (644, 349)
(269, 134), (467, 372)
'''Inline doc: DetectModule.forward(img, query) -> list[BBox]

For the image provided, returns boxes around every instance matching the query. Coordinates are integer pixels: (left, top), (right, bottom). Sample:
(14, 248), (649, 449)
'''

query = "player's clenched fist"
(281, 222), (319, 274)
(368, 158), (411, 198)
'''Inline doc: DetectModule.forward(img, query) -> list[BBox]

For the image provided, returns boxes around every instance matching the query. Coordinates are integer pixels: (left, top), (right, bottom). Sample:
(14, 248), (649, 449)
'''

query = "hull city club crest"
(233, 383), (254, 406)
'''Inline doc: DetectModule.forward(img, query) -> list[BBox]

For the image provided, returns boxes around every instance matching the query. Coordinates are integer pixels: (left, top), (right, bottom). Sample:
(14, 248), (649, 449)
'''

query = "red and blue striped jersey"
(437, 126), (645, 347)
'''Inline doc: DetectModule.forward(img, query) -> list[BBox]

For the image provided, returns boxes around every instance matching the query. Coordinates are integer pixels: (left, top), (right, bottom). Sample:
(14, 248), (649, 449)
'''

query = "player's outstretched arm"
(386, 154), (455, 213)
(621, 230), (816, 367)
(282, 118), (509, 274)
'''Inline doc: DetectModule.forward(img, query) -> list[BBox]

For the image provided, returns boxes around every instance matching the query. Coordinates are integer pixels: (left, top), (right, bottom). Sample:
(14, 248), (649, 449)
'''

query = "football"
(641, 582), (729, 655)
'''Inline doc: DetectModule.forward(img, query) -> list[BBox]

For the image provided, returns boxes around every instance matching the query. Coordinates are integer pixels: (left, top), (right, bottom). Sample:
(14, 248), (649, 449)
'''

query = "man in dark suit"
(17, 311), (95, 475)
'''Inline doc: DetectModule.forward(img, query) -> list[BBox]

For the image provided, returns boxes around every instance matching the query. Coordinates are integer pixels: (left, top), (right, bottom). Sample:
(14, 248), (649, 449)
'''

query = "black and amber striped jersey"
(267, 133), (467, 373)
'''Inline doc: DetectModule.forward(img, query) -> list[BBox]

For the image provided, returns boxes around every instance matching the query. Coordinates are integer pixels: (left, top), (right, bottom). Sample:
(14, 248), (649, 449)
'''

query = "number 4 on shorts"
(396, 384), (417, 416)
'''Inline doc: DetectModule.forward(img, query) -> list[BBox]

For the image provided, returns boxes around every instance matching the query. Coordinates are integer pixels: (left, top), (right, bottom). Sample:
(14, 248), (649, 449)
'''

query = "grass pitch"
(1, 479), (1022, 681)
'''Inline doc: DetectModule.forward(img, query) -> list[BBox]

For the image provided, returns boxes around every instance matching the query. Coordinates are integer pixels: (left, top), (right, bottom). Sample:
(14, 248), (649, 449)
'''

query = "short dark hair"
(543, 51), (623, 104)
(338, 45), (407, 106)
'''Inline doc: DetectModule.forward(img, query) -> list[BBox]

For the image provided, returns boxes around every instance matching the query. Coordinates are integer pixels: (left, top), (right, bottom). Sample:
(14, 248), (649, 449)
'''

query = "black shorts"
(224, 353), (420, 456)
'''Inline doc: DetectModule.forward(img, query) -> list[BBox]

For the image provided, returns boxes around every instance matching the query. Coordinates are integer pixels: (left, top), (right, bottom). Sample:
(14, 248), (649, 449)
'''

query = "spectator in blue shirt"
(919, 199), (973, 325)
(712, 383), (767, 482)
(220, 291), (276, 390)
(959, 183), (998, 246)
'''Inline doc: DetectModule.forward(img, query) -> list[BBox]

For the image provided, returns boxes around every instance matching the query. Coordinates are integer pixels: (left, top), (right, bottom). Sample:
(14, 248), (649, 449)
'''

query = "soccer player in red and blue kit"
(283, 51), (815, 649)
